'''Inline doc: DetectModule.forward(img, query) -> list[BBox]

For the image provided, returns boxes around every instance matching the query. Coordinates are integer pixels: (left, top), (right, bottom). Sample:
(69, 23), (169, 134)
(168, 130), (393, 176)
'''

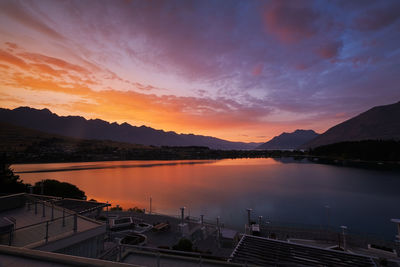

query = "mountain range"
(257, 130), (319, 150)
(1, 100), (399, 151)
(0, 107), (261, 150)
(302, 101), (400, 149)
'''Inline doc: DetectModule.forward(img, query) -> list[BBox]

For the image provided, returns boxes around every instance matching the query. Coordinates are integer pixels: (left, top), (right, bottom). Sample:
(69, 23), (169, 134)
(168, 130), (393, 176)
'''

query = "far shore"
(9, 153), (400, 171)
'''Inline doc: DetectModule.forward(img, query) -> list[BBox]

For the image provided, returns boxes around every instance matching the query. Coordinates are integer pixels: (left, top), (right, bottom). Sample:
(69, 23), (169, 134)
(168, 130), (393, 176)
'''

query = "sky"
(0, 0), (399, 143)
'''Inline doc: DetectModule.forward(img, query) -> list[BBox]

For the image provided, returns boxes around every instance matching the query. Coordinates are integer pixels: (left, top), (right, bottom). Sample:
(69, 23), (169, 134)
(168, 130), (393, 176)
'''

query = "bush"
(33, 179), (86, 199)
(128, 207), (144, 213)
(173, 238), (193, 252)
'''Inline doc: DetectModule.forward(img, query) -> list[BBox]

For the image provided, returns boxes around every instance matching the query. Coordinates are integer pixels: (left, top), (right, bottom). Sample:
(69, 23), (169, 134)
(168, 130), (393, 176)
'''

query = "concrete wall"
(0, 193), (26, 212)
(56, 233), (104, 258)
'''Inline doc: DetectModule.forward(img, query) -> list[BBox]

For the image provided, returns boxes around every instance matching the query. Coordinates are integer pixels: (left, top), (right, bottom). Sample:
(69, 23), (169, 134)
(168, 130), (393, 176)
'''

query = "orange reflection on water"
(14, 159), (283, 214)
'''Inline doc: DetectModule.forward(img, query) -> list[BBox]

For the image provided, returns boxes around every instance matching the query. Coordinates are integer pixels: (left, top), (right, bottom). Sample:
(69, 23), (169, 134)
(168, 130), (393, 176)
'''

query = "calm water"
(12, 158), (400, 239)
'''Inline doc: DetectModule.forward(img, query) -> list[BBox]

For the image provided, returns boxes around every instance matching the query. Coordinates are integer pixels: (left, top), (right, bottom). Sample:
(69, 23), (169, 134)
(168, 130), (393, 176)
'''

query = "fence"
(100, 243), (252, 266)
(0, 198), (78, 247)
(259, 221), (396, 250)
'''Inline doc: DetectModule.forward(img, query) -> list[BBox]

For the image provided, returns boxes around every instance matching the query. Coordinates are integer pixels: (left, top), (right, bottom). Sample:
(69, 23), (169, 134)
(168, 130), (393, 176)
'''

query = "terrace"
(0, 193), (108, 258)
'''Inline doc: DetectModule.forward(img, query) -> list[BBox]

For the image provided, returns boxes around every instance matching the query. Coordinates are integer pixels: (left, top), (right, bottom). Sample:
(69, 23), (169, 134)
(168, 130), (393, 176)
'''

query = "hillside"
(257, 130), (319, 150)
(0, 122), (290, 163)
(0, 107), (260, 150)
(302, 101), (400, 149)
(0, 121), (152, 155)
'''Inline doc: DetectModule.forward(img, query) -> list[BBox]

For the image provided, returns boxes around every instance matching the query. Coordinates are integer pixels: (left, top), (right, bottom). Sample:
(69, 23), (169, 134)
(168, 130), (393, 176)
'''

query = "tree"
(0, 162), (27, 193)
(173, 238), (193, 252)
(33, 179), (86, 199)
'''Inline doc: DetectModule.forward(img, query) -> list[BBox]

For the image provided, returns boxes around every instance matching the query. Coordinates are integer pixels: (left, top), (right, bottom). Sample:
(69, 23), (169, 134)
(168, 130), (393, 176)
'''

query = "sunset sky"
(0, 0), (399, 142)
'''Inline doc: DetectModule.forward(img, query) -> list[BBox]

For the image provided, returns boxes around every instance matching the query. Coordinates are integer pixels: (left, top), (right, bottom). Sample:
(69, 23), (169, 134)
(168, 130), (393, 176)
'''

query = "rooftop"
(0, 193), (105, 248)
(229, 235), (377, 267)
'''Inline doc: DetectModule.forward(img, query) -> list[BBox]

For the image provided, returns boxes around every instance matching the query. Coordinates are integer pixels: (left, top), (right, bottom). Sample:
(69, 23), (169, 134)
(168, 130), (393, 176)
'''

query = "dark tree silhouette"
(0, 161), (27, 194)
(33, 179), (86, 199)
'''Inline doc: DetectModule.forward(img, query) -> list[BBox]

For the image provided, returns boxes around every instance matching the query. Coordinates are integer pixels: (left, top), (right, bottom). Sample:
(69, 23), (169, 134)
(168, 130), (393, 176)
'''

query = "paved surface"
(124, 253), (234, 267)
(0, 203), (102, 247)
(105, 211), (235, 258)
(0, 254), (70, 267)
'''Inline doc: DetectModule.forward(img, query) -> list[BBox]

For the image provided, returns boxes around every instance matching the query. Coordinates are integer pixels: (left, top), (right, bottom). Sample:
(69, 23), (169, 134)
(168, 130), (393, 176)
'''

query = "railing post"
(45, 221), (49, 243)
(35, 201), (37, 214)
(246, 208), (252, 226)
(216, 216), (221, 248)
(157, 251), (160, 267)
(73, 213), (78, 233)
(42, 201), (46, 217)
(8, 231), (13, 246)
(118, 245), (122, 262)
(150, 196), (152, 214)
(341, 226), (347, 251)
(62, 209), (65, 227)
(51, 203), (54, 221)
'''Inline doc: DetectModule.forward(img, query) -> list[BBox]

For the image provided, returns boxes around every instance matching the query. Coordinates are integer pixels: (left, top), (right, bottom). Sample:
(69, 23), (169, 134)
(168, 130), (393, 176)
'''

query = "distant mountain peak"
(257, 129), (319, 150)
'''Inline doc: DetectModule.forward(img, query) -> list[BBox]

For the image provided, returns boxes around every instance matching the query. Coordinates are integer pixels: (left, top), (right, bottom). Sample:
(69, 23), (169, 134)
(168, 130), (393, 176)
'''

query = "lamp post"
(149, 196), (152, 214)
(180, 207), (185, 225)
(340, 226), (347, 251)
(246, 208), (252, 226)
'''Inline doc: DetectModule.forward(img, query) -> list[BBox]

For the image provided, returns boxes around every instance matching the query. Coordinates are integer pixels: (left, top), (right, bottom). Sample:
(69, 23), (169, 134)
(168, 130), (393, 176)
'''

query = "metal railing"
(0, 200), (78, 247)
(258, 221), (396, 249)
(100, 243), (252, 266)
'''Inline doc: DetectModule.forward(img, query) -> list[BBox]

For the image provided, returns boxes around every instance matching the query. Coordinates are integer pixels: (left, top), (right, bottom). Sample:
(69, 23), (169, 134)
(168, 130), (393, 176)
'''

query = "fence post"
(8, 231), (12, 246)
(51, 203), (54, 221)
(62, 209), (65, 227)
(73, 213), (78, 233)
(42, 201), (46, 217)
(150, 196), (152, 214)
(341, 226), (347, 251)
(35, 201), (37, 214)
(45, 221), (49, 243)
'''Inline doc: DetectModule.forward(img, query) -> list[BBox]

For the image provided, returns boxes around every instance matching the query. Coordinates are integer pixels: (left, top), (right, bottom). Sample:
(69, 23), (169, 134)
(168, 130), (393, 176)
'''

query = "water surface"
(13, 158), (400, 239)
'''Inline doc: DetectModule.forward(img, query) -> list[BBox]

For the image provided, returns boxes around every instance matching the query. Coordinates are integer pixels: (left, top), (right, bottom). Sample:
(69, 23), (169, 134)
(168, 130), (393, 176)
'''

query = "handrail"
(14, 213), (76, 231)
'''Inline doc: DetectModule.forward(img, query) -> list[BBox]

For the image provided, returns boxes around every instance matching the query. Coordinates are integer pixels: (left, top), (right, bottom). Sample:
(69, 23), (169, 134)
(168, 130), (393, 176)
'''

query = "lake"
(12, 158), (400, 239)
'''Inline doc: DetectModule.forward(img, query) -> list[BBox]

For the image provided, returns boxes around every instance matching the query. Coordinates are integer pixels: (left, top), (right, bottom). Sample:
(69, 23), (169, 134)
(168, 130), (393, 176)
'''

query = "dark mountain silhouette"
(0, 107), (261, 150)
(302, 101), (400, 149)
(257, 129), (319, 150)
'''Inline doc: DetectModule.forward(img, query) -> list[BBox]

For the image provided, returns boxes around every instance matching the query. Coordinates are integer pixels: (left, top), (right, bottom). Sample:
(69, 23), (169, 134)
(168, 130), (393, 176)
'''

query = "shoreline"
(9, 154), (400, 171)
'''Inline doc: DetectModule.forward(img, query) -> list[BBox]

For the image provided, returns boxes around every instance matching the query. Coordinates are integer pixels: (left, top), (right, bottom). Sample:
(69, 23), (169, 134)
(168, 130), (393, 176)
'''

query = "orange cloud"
(0, 49), (28, 69)
(0, 45), (291, 142)
(19, 52), (91, 75)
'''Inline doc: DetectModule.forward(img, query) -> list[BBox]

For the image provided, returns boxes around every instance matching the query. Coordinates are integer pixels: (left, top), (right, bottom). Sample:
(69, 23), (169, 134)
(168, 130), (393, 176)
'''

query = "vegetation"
(172, 238), (193, 252)
(32, 179), (86, 199)
(128, 207), (145, 213)
(110, 205), (123, 211)
(0, 161), (28, 193)
(2, 130), (305, 163)
(1, 154), (86, 198)
(310, 140), (400, 162)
